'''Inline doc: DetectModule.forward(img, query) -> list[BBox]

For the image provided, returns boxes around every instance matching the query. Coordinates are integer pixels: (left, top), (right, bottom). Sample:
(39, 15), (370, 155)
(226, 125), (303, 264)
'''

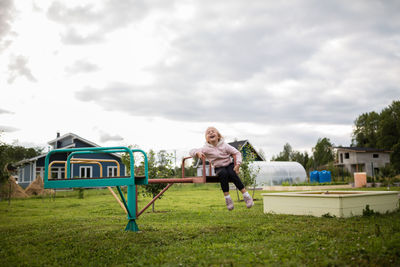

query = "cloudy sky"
(0, 0), (399, 162)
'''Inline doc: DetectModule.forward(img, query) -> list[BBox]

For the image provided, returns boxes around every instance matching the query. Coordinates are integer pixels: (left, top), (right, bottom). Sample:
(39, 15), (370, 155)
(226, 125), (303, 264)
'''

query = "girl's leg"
(227, 164), (254, 208)
(226, 164), (245, 191)
(216, 167), (234, 210)
(216, 167), (230, 193)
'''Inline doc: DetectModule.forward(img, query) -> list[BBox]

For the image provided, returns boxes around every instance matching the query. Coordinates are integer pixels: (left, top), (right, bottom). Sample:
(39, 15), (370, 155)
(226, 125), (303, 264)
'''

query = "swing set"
(44, 146), (235, 232)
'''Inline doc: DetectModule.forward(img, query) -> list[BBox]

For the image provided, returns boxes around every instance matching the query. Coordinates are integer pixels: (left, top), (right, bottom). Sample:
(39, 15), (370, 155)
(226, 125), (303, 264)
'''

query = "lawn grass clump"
(1, 185), (399, 266)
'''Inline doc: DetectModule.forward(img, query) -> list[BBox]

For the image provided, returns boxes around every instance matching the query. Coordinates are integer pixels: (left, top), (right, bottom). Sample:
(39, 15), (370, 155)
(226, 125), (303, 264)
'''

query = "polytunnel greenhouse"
(250, 161), (307, 187)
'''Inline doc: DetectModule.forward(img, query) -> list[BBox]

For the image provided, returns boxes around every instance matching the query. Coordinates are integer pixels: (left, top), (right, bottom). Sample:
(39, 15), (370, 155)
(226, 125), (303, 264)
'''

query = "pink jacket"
(190, 139), (242, 168)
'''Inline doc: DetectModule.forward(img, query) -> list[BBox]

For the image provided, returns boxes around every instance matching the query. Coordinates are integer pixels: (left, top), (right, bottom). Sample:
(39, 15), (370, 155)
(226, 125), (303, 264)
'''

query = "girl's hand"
(196, 152), (205, 159)
(234, 164), (240, 174)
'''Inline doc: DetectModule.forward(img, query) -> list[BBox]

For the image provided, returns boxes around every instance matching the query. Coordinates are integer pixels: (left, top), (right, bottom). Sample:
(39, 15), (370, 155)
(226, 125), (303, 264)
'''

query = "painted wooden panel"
(262, 191), (399, 218)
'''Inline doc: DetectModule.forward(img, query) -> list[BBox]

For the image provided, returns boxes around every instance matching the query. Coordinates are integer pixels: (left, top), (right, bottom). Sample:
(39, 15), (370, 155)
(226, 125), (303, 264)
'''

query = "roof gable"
(228, 140), (248, 150)
(335, 147), (392, 153)
(16, 133), (119, 165)
(229, 140), (264, 161)
(48, 133), (99, 149)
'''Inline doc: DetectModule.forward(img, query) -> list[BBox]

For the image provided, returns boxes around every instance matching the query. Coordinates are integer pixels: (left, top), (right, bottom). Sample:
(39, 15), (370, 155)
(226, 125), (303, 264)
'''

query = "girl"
(190, 127), (254, 210)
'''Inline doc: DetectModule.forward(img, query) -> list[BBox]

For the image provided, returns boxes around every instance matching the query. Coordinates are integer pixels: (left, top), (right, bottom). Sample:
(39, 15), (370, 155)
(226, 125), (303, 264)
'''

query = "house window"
(80, 166), (92, 178)
(51, 169), (57, 179)
(107, 166), (118, 177)
(51, 167), (65, 179)
(340, 153), (343, 163)
(19, 168), (24, 182)
(373, 154), (379, 158)
(36, 167), (44, 178)
(344, 153), (350, 159)
(24, 167), (29, 182)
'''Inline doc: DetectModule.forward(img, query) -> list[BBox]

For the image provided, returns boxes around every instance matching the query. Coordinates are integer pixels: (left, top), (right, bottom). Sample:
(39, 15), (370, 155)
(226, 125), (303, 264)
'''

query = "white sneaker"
(225, 197), (234, 211)
(243, 195), (254, 208)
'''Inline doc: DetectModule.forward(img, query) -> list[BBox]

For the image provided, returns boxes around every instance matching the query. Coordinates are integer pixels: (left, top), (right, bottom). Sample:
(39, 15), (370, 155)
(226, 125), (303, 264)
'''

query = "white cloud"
(7, 55), (37, 83)
(0, 0), (16, 52)
(0, 125), (19, 133)
(65, 59), (99, 74)
(0, 0), (399, 158)
(99, 131), (124, 143)
(0, 108), (13, 114)
(46, 0), (166, 45)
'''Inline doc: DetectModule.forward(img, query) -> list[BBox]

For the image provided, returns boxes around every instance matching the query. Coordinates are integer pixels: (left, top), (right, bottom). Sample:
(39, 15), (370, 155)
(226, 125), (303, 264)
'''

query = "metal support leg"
(126, 184), (138, 232)
(125, 219), (139, 232)
(117, 185), (139, 232)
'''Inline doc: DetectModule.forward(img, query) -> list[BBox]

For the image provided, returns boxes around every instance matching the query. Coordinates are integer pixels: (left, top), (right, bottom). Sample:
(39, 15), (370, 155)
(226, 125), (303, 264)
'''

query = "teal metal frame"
(43, 146), (148, 232)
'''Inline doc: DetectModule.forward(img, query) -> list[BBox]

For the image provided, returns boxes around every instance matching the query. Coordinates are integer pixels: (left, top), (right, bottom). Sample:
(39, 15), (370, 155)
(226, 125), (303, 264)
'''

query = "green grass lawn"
(1, 184), (399, 266)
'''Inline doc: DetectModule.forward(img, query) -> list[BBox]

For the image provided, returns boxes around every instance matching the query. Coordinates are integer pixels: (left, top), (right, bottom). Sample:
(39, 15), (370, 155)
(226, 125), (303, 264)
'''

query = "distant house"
(15, 133), (126, 188)
(196, 140), (264, 176)
(334, 147), (391, 177)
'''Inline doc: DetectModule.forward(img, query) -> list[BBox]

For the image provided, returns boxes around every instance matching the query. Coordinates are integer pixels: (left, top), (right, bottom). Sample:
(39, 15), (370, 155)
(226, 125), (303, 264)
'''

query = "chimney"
(54, 132), (61, 149)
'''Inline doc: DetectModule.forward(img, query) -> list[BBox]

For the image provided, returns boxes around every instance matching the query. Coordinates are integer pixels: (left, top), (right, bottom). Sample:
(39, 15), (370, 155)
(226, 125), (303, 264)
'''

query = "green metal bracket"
(116, 186), (132, 218)
(43, 146), (148, 232)
(125, 219), (139, 232)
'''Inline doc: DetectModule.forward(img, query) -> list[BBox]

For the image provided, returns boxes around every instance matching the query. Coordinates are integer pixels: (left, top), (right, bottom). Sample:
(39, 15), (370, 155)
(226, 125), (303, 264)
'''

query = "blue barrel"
(309, 171), (319, 183)
(319, 170), (331, 183)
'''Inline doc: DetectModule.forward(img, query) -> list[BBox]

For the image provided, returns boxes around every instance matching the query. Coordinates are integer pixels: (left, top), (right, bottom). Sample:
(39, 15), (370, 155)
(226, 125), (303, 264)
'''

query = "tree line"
(352, 100), (400, 172)
(272, 100), (400, 175)
(271, 138), (334, 171)
(0, 135), (43, 183)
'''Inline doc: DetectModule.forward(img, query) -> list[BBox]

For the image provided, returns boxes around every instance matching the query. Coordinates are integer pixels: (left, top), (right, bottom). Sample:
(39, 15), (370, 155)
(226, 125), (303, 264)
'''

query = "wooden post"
(107, 186), (127, 214)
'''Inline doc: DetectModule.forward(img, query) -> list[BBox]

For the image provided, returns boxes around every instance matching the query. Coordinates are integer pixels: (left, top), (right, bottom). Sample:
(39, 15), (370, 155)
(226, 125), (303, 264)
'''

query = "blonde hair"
(205, 127), (222, 144)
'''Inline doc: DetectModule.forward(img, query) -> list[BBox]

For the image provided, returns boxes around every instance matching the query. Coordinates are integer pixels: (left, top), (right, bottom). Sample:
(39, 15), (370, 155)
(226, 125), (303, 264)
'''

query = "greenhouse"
(250, 161), (307, 187)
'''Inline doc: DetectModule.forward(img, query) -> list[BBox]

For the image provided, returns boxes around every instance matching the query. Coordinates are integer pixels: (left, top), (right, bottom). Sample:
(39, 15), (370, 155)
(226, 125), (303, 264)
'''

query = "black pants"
(215, 163), (245, 193)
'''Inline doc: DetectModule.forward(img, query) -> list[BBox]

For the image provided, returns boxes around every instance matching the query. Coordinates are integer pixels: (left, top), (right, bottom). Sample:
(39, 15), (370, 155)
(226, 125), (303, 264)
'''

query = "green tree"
(121, 144), (141, 175)
(312, 137), (334, 169)
(390, 143), (400, 172)
(238, 144), (260, 199)
(0, 135), (43, 200)
(0, 137), (43, 183)
(271, 143), (312, 171)
(291, 150), (310, 171)
(352, 100), (400, 173)
(140, 150), (174, 212)
(271, 143), (292, 161)
(352, 111), (380, 148)
(176, 159), (197, 178)
(376, 101), (400, 150)
(306, 157), (315, 172)
(378, 164), (396, 186)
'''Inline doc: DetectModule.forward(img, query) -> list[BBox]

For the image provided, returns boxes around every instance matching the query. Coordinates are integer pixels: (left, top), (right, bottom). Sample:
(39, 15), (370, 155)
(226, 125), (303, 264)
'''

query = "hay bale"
(0, 176), (28, 198)
(25, 176), (53, 196)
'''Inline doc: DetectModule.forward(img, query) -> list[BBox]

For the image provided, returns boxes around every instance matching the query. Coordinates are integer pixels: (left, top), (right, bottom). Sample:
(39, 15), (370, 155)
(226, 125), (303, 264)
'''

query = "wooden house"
(15, 133), (126, 188)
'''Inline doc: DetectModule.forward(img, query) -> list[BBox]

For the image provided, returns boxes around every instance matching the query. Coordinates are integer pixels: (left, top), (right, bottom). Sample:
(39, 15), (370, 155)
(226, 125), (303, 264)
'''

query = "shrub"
(322, 212), (336, 218)
(363, 205), (379, 216)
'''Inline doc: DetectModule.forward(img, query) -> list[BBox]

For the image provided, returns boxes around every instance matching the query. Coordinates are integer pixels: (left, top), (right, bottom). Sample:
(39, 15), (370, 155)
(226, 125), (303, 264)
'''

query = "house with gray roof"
(334, 147), (391, 177)
(15, 133), (126, 188)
